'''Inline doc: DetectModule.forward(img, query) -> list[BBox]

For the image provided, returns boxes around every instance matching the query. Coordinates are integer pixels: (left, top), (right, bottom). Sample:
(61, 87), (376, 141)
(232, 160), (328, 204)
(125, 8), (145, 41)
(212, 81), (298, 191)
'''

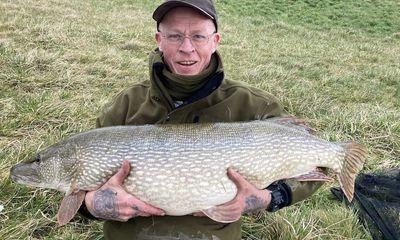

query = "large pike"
(10, 118), (366, 225)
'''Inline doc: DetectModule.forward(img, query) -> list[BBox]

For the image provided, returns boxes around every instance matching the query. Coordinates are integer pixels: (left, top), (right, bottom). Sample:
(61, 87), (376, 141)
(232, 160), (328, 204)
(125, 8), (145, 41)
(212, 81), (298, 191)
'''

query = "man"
(79, 0), (323, 239)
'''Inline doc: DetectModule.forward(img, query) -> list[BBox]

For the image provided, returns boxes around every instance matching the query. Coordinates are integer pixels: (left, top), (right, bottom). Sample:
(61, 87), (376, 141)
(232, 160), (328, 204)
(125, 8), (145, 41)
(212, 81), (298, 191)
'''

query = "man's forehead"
(160, 7), (214, 28)
(161, 7), (213, 23)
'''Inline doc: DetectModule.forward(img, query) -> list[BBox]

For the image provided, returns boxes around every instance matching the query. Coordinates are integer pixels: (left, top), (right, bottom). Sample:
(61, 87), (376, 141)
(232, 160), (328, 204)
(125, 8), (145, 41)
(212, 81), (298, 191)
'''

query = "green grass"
(219, 0), (400, 36)
(1, 0), (399, 239)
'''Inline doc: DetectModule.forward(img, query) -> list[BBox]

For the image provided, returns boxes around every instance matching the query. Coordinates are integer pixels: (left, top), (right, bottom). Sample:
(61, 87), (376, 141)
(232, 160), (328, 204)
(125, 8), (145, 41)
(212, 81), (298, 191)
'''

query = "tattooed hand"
(195, 168), (271, 219)
(84, 160), (165, 221)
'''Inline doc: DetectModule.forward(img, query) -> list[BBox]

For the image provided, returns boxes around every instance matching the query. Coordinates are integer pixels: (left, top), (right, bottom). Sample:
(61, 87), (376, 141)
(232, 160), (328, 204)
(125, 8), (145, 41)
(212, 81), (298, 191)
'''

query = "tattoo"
(244, 194), (268, 214)
(132, 206), (140, 218)
(92, 189), (119, 220)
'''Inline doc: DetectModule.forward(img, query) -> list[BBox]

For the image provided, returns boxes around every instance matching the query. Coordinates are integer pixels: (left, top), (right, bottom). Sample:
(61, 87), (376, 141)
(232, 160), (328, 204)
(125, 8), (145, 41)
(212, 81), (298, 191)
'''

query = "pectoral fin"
(201, 206), (241, 223)
(57, 190), (86, 226)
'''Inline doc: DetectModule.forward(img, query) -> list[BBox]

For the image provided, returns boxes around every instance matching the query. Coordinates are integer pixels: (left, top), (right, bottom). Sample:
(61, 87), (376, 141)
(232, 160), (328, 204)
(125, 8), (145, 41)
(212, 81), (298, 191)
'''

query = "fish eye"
(28, 154), (41, 163)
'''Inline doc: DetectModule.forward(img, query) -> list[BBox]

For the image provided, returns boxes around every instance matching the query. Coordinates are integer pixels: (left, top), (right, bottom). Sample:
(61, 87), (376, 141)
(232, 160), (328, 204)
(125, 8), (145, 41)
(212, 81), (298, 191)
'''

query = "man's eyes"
(192, 34), (206, 40)
(166, 34), (207, 41)
(167, 34), (182, 41)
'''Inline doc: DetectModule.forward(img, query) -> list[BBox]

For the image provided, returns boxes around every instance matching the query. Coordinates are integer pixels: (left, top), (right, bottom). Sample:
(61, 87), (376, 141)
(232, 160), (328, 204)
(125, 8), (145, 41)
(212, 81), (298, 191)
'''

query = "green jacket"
(96, 51), (323, 239)
(97, 51), (322, 204)
(97, 78), (322, 202)
(96, 77), (284, 126)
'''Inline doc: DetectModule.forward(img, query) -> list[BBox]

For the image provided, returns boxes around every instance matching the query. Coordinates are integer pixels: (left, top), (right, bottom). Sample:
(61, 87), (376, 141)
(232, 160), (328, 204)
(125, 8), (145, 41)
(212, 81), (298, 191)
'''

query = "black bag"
(331, 169), (400, 240)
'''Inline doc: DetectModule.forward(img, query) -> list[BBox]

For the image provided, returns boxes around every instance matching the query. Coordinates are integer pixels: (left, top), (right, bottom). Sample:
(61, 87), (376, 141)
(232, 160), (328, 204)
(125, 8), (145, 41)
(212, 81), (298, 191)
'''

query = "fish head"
(10, 154), (43, 187)
(10, 141), (78, 193)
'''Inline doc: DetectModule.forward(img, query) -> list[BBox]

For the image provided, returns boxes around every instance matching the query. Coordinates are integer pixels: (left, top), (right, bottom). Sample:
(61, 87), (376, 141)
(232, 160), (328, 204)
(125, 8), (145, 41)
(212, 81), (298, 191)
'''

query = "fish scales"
(63, 122), (340, 211)
(10, 119), (366, 225)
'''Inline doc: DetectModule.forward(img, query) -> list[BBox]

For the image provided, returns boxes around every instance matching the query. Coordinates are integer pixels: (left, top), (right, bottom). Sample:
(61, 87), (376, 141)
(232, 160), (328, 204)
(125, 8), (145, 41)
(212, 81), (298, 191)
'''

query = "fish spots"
(170, 152), (180, 157)
(136, 191), (144, 196)
(210, 165), (219, 170)
(144, 177), (153, 183)
(89, 168), (101, 176)
(148, 167), (159, 172)
(154, 174), (167, 181)
(191, 188), (200, 195)
(163, 163), (174, 169)
(199, 182), (209, 187)
(135, 171), (144, 176)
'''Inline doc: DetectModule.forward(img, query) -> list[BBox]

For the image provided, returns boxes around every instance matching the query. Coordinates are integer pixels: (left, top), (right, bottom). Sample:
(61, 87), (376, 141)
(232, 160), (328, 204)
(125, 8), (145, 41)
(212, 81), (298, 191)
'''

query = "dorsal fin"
(266, 116), (316, 135)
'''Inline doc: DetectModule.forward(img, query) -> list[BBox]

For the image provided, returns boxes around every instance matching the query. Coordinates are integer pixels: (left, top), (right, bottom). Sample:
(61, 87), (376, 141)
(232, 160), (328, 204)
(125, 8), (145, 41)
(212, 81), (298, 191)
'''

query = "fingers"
(85, 160), (166, 221)
(126, 194), (165, 216)
(116, 200), (164, 220)
(227, 168), (246, 189)
(87, 189), (165, 221)
(137, 202), (165, 216)
(109, 160), (131, 185)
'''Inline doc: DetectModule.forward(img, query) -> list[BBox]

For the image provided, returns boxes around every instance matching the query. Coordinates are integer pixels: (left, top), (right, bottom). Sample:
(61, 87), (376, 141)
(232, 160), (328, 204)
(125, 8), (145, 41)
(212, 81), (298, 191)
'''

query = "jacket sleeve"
(282, 179), (324, 205)
(96, 91), (131, 128)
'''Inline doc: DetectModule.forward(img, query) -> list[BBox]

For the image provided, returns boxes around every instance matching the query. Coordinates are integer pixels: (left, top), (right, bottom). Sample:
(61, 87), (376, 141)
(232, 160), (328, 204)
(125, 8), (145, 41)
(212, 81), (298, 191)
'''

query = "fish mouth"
(10, 162), (41, 186)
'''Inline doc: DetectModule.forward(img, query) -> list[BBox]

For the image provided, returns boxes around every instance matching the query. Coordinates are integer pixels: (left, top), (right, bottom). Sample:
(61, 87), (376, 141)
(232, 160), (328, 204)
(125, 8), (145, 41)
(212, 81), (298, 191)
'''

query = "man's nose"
(178, 37), (195, 52)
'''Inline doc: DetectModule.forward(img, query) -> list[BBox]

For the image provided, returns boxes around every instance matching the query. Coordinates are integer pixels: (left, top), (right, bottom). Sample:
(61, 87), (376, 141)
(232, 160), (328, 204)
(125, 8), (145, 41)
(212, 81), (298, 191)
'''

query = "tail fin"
(338, 142), (366, 202)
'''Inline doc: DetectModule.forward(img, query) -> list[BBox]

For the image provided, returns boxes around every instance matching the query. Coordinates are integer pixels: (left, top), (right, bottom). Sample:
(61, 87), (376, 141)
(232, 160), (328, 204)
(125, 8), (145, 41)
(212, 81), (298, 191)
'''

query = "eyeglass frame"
(158, 31), (216, 48)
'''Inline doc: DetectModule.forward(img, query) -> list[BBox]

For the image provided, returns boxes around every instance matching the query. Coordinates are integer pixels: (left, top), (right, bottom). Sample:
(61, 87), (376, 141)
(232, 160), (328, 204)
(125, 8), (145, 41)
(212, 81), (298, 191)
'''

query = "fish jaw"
(10, 162), (71, 192)
(10, 162), (42, 187)
(10, 149), (76, 193)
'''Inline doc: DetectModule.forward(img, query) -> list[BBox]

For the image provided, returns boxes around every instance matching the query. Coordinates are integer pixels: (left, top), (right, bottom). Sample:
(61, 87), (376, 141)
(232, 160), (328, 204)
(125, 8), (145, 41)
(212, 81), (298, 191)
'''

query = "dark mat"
(331, 169), (400, 240)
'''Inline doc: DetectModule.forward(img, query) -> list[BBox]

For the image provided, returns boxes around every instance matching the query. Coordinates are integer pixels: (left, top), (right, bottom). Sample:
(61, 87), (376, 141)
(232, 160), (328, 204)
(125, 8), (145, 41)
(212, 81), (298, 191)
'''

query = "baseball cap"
(153, 0), (218, 32)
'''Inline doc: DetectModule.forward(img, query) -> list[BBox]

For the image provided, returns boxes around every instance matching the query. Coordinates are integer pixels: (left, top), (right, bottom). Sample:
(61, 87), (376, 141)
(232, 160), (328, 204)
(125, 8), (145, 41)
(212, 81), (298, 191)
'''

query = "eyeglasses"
(159, 32), (215, 47)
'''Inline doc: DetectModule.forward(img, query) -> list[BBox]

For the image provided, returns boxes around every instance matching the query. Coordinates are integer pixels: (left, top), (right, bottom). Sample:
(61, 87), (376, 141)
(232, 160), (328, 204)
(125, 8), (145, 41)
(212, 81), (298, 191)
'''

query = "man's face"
(155, 7), (221, 76)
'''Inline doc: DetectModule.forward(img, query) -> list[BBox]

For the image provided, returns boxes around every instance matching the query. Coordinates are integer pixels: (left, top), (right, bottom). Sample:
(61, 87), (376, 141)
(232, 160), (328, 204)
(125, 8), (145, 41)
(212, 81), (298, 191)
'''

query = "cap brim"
(152, 1), (214, 23)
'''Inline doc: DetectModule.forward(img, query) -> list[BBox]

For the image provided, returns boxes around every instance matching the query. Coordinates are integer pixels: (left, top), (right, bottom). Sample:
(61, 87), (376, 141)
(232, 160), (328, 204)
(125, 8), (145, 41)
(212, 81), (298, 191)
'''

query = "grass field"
(1, 0), (399, 239)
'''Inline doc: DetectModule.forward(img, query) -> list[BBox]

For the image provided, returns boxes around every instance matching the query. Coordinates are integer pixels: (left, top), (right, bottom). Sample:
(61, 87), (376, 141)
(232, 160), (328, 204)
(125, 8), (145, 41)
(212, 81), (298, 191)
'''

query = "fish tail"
(338, 142), (366, 202)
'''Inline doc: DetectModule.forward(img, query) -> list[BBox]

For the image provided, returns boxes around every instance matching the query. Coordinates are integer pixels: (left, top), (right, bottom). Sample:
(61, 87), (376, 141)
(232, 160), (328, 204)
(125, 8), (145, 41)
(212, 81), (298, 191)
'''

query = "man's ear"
(213, 33), (221, 52)
(215, 33), (221, 44)
(155, 32), (162, 51)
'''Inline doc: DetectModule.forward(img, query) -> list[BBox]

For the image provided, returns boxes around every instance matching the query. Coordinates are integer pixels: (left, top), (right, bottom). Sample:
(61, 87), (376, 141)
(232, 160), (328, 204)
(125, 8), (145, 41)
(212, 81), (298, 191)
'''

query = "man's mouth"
(178, 61), (197, 66)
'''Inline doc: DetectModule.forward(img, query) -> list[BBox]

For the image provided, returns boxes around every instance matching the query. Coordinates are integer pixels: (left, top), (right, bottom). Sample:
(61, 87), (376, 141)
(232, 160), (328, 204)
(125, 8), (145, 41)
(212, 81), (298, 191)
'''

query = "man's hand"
(195, 168), (271, 221)
(84, 160), (165, 221)
(221, 168), (272, 214)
